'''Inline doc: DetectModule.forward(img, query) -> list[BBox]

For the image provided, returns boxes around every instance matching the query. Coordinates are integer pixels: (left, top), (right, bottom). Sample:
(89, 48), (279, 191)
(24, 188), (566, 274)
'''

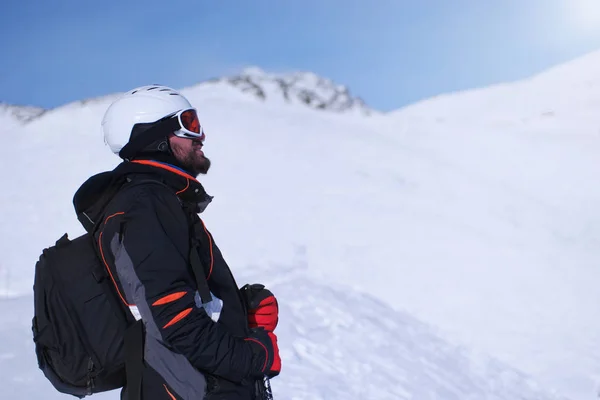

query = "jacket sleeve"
(101, 187), (265, 382)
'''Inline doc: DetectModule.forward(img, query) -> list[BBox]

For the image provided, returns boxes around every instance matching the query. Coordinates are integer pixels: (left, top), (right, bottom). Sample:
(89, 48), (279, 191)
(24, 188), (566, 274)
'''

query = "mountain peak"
(0, 103), (46, 124)
(206, 67), (374, 116)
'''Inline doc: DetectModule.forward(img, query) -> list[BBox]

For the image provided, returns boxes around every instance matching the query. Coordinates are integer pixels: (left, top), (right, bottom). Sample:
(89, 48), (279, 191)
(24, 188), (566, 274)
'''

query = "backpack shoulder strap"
(121, 178), (212, 304)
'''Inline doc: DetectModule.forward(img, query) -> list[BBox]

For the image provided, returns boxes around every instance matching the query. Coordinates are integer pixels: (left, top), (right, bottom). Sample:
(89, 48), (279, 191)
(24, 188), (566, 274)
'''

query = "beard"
(171, 140), (211, 177)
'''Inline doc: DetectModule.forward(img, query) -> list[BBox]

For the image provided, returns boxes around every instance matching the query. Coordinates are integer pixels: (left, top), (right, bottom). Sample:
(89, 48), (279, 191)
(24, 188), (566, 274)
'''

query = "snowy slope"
(0, 265), (565, 400)
(2, 51), (600, 399)
(367, 52), (600, 399)
(391, 50), (600, 126)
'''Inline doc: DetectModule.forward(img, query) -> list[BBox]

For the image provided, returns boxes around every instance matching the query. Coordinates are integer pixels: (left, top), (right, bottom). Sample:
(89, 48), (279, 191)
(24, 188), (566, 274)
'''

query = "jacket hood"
(73, 160), (213, 233)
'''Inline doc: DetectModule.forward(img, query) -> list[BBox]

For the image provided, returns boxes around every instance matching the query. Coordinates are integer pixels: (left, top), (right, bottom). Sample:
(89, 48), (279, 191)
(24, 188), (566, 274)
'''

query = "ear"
(157, 140), (169, 151)
(166, 133), (177, 149)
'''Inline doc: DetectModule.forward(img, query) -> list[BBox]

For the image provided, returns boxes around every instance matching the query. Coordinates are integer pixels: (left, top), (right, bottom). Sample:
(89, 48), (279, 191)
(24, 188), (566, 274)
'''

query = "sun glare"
(569, 0), (600, 33)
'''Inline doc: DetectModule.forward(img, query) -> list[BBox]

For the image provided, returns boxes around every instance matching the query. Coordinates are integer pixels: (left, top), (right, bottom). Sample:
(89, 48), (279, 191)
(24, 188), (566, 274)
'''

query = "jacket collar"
(73, 159), (213, 232)
(125, 160), (213, 211)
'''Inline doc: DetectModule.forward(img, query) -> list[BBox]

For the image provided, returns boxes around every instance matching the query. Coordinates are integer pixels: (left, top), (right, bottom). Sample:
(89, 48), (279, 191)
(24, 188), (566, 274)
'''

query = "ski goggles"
(169, 108), (205, 141)
(119, 108), (206, 160)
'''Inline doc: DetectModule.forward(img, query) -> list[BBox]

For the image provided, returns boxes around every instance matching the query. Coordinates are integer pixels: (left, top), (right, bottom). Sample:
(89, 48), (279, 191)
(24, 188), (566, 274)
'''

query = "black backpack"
(32, 231), (135, 398)
(31, 178), (212, 399)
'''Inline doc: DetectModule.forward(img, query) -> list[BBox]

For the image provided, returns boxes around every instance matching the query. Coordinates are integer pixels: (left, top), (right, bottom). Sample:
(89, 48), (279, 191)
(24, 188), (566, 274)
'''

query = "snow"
(0, 268), (565, 400)
(2, 50), (600, 399)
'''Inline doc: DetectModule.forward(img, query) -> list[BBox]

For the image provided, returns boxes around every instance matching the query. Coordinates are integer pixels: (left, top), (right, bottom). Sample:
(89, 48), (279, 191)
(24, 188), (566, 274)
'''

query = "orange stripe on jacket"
(163, 308), (193, 329)
(163, 384), (177, 400)
(131, 159), (198, 182)
(176, 178), (190, 195)
(200, 220), (214, 279)
(152, 291), (187, 306)
(98, 212), (132, 307)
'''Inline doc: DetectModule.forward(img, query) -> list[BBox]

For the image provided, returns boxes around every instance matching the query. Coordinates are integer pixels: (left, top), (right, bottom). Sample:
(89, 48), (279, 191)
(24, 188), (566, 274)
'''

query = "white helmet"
(102, 85), (201, 158)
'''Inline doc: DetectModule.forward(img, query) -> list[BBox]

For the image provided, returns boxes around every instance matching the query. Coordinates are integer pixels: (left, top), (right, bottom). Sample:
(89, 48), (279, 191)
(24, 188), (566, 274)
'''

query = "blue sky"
(2, 0), (600, 112)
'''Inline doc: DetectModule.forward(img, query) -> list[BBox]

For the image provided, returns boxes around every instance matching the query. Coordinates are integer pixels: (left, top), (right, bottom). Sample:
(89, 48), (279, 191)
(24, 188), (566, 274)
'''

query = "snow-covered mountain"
(0, 103), (46, 130)
(0, 68), (372, 133)
(2, 51), (600, 399)
(204, 67), (374, 115)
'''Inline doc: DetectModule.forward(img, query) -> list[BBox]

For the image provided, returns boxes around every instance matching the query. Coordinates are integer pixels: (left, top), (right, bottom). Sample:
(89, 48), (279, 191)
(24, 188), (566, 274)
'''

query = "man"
(72, 85), (281, 399)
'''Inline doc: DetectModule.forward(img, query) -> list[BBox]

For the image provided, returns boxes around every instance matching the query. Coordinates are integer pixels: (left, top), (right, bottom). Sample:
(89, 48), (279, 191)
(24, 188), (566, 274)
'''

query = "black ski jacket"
(73, 159), (267, 399)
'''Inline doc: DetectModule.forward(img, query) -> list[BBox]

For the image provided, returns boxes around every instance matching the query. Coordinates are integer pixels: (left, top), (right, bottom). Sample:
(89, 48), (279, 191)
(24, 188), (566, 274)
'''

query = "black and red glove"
(241, 284), (279, 332)
(246, 327), (282, 378)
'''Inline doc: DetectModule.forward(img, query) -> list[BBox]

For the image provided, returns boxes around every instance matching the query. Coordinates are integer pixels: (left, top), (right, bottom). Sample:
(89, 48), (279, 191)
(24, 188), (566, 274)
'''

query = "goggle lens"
(180, 109), (201, 134)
